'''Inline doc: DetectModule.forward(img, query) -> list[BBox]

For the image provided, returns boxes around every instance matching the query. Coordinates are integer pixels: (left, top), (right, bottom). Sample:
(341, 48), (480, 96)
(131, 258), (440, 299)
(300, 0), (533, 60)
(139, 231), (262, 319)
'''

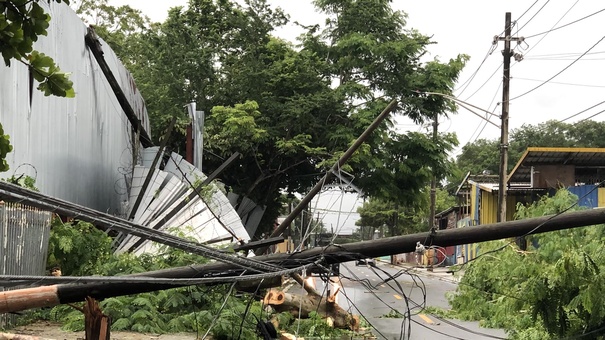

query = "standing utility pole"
(495, 13), (523, 222)
(428, 113), (438, 232)
(427, 113), (438, 270)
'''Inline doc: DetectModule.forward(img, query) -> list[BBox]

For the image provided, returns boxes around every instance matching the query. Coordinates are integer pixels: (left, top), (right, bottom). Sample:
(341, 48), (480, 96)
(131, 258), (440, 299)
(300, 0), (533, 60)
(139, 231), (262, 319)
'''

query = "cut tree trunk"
(264, 289), (359, 331)
(83, 297), (110, 340)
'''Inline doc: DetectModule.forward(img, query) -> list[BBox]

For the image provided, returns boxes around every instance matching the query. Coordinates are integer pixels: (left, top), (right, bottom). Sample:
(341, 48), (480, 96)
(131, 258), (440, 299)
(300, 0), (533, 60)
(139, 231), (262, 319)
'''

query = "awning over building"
(508, 147), (605, 184)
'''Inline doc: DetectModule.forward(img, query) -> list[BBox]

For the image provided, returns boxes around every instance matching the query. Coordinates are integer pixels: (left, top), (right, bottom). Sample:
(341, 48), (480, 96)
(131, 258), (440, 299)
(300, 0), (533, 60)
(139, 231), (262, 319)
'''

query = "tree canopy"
(455, 119), (605, 181)
(356, 186), (455, 238)
(80, 0), (467, 235)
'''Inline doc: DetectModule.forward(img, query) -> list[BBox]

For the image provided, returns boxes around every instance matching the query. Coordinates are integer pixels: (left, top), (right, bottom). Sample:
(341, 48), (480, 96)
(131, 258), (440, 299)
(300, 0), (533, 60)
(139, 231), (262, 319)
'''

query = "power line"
(454, 1), (538, 100)
(515, 0), (551, 32)
(525, 7), (605, 39)
(455, 44), (498, 98)
(516, 0), (579, 60)
(516, 0), (541, 22)
(509, 34), (605, 101)
(577, 108), (605, 123)
(514, 77), (605, 88)
(0, 262), (317, 286)
(0, 181), (284, 274)
(557, 324), (605, 340)
(560, 100), (605, 122)
(473, 82), (503, 143)
(524, 57), (605, 61)
(524, 51), (605, 58)
(462, 63), (503, 102)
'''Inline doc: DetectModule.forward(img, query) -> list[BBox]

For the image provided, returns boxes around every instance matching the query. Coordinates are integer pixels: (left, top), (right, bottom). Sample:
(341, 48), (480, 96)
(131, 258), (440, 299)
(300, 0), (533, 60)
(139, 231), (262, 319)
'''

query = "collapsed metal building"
(0, 2), (249, 247)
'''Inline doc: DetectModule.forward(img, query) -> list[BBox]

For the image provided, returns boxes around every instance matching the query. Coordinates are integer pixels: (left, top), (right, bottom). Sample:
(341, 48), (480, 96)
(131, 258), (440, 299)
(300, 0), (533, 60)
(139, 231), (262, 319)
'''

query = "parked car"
(356, 258), (376, 267)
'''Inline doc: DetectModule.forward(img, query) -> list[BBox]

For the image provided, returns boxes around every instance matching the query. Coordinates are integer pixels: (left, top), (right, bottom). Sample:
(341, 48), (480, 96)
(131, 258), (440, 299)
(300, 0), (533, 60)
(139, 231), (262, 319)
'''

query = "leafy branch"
(1, 0), (75, 97)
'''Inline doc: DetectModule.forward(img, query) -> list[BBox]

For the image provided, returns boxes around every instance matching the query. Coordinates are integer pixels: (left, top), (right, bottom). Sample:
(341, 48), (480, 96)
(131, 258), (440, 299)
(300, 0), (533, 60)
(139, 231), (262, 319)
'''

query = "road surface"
(313, 261), (507, 340)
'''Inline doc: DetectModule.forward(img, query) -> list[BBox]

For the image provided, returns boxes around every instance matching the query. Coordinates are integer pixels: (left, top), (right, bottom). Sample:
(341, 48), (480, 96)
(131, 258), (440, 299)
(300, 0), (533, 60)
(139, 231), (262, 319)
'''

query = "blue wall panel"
(568, 185), (598, 208)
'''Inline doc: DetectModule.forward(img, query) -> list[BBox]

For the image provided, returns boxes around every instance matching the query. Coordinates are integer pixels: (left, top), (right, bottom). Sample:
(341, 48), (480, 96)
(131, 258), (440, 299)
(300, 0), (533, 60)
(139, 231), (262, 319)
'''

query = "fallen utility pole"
(3, 207), (605, 313)
(0, 181), (276, 274)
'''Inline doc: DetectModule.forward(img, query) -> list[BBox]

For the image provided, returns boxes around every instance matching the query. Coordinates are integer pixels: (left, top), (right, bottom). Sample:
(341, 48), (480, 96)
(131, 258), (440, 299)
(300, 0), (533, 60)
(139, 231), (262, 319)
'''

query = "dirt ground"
(10, 321), (200, 340)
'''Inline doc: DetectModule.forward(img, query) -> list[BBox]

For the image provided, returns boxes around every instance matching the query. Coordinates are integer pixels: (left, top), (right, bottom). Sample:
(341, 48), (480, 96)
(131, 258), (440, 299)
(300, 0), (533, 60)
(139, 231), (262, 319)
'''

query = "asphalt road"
(313, 261), (508, 340)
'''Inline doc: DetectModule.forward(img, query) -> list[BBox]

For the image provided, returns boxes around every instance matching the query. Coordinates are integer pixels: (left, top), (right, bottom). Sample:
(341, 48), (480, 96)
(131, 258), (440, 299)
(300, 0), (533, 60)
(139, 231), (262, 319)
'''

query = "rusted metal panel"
(0, 203), (52, 327)
(0, 2), (150, 215)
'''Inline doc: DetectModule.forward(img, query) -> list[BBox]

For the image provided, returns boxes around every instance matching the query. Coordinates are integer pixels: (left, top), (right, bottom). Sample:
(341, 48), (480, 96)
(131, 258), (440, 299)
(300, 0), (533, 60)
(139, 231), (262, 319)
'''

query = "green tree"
(448, 189), (605, 339)
(90, 0), (466, 236)
(356, 186), (455, 237)
(456, 138), (500, 176)
(455, 119), (605, 181)
(1, 0), (74, 98)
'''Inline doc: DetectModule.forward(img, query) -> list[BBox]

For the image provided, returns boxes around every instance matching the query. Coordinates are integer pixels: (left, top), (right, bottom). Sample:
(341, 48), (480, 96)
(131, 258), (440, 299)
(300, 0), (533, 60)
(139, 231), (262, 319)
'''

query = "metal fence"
(0, 202), (52, 328)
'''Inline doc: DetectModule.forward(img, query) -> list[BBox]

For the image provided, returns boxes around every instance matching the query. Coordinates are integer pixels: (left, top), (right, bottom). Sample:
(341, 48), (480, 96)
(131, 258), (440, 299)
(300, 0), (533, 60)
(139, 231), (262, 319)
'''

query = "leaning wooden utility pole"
(3, 207), (605, 314)
(255, 99), (398, 255)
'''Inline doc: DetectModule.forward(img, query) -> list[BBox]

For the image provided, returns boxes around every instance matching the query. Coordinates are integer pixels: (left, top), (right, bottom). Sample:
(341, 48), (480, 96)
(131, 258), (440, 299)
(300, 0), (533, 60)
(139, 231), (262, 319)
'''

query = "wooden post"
(83, 297), (110, 340)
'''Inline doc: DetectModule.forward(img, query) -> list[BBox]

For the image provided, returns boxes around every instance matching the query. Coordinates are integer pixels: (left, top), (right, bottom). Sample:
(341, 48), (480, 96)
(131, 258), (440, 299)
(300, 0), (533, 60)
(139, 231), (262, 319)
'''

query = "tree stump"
(83, 297), (110, 340)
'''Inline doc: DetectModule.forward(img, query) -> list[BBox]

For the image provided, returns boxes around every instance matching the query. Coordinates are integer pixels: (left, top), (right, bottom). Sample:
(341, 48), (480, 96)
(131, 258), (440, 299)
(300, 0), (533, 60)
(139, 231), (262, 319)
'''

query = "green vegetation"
(29, 219), (357, 338)
(456, 120), (605, 179)
(447, 189), (605, 339)
(356, 187), (456, 238)
(76, 0), (466, 237)
(1, 0), (74, 98)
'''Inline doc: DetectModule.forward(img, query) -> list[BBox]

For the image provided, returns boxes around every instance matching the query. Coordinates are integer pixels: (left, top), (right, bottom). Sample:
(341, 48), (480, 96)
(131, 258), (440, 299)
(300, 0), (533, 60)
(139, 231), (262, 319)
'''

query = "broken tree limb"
(263, 289), (359, 331)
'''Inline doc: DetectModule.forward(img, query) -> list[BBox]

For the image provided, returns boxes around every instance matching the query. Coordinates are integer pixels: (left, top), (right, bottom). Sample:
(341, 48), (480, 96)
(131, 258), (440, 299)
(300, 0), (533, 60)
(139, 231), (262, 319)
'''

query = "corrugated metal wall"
(568, 185), (599, 208)
(463, 187), (518, 262)
(479, 191), (517, 225)
(470, 184), (478, 223)
(0, 2), (150, 215)
(0, 202), (52, 327)
(598, 188), (605, 207)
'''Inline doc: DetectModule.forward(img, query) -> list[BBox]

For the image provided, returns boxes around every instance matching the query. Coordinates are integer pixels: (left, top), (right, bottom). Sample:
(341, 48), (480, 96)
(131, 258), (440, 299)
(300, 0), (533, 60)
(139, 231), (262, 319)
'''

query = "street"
(313, 261), (507, 340)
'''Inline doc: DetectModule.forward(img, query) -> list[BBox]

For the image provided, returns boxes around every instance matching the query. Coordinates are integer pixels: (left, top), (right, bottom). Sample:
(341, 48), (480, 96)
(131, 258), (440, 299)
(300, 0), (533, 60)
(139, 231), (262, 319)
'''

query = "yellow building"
(456, 147), (605, 262)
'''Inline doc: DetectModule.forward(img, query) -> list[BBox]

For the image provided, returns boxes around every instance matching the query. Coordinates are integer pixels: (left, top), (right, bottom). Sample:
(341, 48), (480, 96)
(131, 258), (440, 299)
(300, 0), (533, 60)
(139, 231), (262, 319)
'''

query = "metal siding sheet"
(0, 203), (51, 328)
(568, 185), (598, 208)
(0, 2), (150, 215)
(470, 185), (478, 223)
(599, 188), (605, 207)
(116, 151), (250, 254)
(480, 191), (497, 225)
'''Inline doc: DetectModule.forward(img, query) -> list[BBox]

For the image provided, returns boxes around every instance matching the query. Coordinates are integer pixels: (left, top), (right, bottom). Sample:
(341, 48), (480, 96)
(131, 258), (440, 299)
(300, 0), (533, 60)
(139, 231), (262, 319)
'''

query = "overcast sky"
(109, 0), (605, 234)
